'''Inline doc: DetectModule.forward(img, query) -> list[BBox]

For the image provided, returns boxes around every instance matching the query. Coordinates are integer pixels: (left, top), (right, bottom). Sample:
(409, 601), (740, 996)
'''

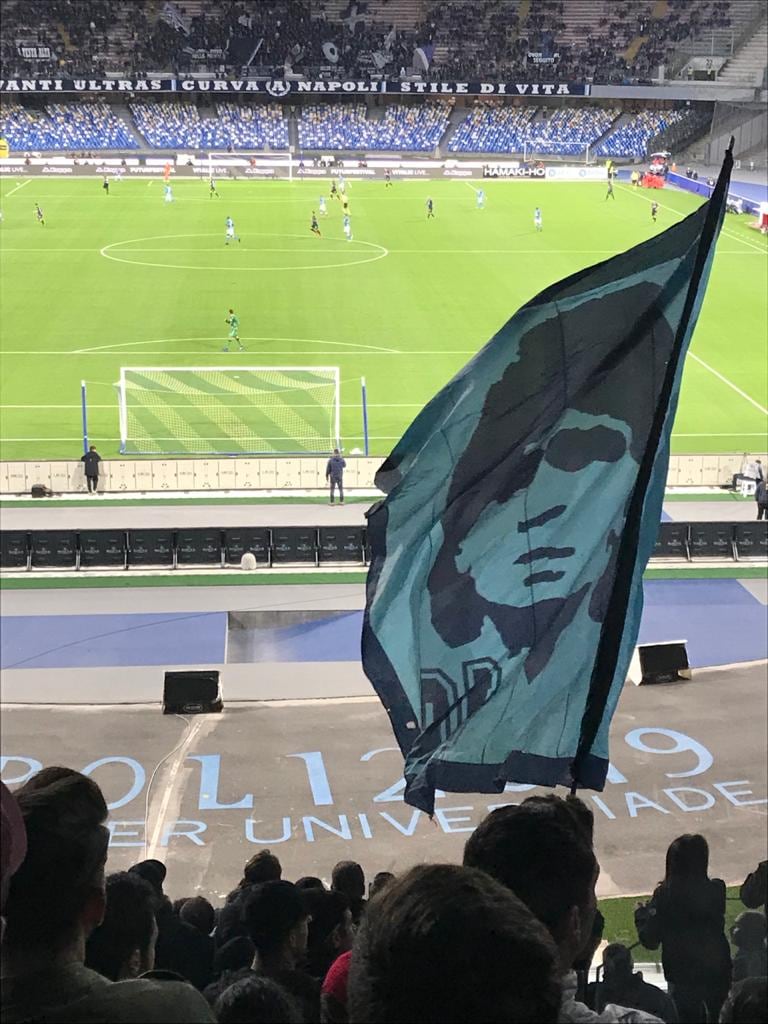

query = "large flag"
(363, 146), (732, 815)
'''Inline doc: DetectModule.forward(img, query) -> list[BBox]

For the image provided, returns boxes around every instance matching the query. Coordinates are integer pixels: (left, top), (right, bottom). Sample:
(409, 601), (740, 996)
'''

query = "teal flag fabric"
(362, 148), (732, 815)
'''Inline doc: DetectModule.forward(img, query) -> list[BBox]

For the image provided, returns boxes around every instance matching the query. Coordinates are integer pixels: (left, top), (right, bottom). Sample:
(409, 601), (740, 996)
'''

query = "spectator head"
(213, 975), (301, 1024)
(172, 897), (190, 916)
(242, 881), (309, 969)
(331, 861), (365, 902)
(369, 872), (395, 898)
(322, 950), (352, 1024)
(463, 801), (598, 972)
(212, 936), (256, 977)
(730, 911), (766, 951)
(0, 782), (27, 942)
(3, 768), (109, 964)
(719, 977), (768, 1024)
(128, 858), (167, 896)
(294, 876), (326, 892)
(241, 850), (282, 888)
(301, 889), (353, 980)
(348, 864), (560, 1023)
(179, 895), (215, 936)
(333, 448), (340, 455)
(85, 871), (157, 980)
(520, 793), (595, 845)
(602, 942), (634, 986)
(664, 833), (710, 885)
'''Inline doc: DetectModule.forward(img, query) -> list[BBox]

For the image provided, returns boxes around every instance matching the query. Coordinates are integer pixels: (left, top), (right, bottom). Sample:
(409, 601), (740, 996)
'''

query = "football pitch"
(0, 174), (766, 461)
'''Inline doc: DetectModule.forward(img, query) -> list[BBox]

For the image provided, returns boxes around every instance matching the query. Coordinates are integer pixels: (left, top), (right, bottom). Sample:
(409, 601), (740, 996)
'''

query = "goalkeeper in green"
(223, 309), (245, 352)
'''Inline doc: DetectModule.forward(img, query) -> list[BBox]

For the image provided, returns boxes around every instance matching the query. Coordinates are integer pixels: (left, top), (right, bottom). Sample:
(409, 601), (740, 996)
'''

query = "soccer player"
(311, 211), (321, 236)
(34, 203), (45, 226)
(534, 206), (542, 232)
(225, 216), (240, 244)
(223, 309), (244, 352)
(338, 173), (346, 193)
(102, 176), (109, 196)
(330, 181), (339, 200)
(426, 197), (434, 219)
(605, 178), (615, 200)
(341, 194), (350, 214)
(319, 196), (328, 216)
(651, 200), (659, 222)
(384, 169), (392, 187)
(209, 178), (219, 198)
(164, 183), (173, 203)
(343, 213), (352, 242)
(476, 188), (485, 209)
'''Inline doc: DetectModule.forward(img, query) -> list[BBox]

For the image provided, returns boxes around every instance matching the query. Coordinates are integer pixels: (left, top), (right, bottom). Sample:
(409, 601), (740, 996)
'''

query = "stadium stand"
(297, 100), (451, 151)
(129, 102), (288, 150)
(2, 0), (762, 84)
(447, 102), (618, 155)
(596, 108), (693, 158)
(0, 101), (138, 151)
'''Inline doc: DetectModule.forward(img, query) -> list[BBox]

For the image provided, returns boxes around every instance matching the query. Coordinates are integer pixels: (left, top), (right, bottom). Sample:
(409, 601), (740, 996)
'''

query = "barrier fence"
(1, 521), (765, 572)
(1, 453), (765, 495)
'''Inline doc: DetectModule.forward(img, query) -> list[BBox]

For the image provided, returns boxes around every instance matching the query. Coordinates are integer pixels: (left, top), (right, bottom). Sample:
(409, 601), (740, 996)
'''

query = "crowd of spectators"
(448, 101), (619, 155)
(297, 99), (452, 151)
(596, 108), (695, 158)
(0, 101), (138, 151)
(129, 101), (288, 150)
(1, 0), (757, 84)
(1, 770), (766, 1024)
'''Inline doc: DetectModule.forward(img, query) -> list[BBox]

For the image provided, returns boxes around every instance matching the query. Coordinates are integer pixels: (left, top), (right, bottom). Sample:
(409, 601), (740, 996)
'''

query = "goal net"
(116, 366), (340, 456)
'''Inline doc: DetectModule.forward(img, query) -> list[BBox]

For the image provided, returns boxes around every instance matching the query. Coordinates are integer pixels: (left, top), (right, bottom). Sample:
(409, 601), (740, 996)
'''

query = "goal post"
(204, 150), (294, 182)
(115, 366), (340, 456)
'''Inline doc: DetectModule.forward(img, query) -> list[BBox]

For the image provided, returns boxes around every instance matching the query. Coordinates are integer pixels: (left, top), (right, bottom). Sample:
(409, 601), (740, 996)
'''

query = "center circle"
(100, 232), (389, 272)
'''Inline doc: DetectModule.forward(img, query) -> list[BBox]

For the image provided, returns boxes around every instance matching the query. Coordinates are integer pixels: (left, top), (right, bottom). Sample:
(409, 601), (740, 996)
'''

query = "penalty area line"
(687, 352), (768, 417)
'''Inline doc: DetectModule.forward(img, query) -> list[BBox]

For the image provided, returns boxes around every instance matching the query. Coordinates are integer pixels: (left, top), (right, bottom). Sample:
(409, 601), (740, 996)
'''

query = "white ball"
(240, 552), (257, 571)
(350, 447), (362, 455)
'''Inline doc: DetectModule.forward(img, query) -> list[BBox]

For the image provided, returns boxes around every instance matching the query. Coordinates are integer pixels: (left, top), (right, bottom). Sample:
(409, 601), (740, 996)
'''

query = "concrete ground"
(2, 662), (765, 903)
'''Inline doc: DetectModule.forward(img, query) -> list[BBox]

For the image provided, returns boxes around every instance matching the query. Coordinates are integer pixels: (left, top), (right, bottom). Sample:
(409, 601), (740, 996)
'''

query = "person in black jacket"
(81, 445), (101, 493)
(634, 834), (731, 1023)
(755, 478), (768, 520)
(325, 449), (346, 506)
(586, 943), (679, 1022)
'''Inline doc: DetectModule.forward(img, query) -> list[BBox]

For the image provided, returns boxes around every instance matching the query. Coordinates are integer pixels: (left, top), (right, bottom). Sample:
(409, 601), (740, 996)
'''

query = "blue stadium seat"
(0, 102), (138, 151)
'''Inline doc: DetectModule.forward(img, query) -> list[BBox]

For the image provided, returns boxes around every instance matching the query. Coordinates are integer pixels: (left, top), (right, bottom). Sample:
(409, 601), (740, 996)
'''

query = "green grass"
(1, 176), (766, 461)
(599, 887), (744, 963)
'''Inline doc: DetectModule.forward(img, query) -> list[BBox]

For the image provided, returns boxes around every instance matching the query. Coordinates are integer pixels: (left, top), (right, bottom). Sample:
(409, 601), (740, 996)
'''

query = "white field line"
(688, 352), (768, 417)
(3, 179), (32, 197)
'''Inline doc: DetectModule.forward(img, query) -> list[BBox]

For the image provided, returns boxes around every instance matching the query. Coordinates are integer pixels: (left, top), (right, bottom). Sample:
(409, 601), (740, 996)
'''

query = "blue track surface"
(0, 612), (227, 670)
(1, 582), (764, 671)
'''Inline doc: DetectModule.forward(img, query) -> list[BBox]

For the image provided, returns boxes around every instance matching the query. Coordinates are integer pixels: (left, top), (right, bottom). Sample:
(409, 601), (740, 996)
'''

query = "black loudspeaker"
(628, 641), (691, 685)
(271, 527), (318, 565)
(30, 484), (52, 498)
(163, 670), (222, 714)
(734, 521), (768, 560)
(30, 530), (78, 568)
(79, 530), (127, 569)
(689, 522), (734, 560)
(318, 527), (365, 564)
(176, 529), (223, 566)
(1, 531), (29, 569)
(128, 529), (175, 567)
(652, 522), (690, 560)
(223, 528), (271, 566)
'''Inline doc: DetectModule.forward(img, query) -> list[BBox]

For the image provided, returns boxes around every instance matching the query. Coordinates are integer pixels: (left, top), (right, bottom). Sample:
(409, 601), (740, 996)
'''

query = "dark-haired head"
(348, 864), (560, 1023)
(213, 975), (302, 1024)
(463, 802), (598, 972)
(242, 881), (308, 970)
(331, 862), (365, 902)
(241, 850), (282, 888)
(85, 871), (157, 980)
(664, 833), (710, 887)
(294, 876), (325, 892)
(4, 768), (109, 963)
(301, 889), (353, 981)
(179, 895), (215, 936)
(212, 936), (256, 978)
(369, 871), (395, 898)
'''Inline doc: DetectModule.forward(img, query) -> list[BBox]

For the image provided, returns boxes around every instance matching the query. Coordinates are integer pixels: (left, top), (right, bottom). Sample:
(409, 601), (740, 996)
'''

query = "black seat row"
(2, 521), (765, 572)
(653, 521), (768, 561)
(0, 527), (370, 571)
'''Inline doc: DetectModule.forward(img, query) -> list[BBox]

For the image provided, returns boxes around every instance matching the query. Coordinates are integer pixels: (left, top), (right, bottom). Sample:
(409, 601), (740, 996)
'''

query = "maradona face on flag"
(363, 148), (732, 816)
